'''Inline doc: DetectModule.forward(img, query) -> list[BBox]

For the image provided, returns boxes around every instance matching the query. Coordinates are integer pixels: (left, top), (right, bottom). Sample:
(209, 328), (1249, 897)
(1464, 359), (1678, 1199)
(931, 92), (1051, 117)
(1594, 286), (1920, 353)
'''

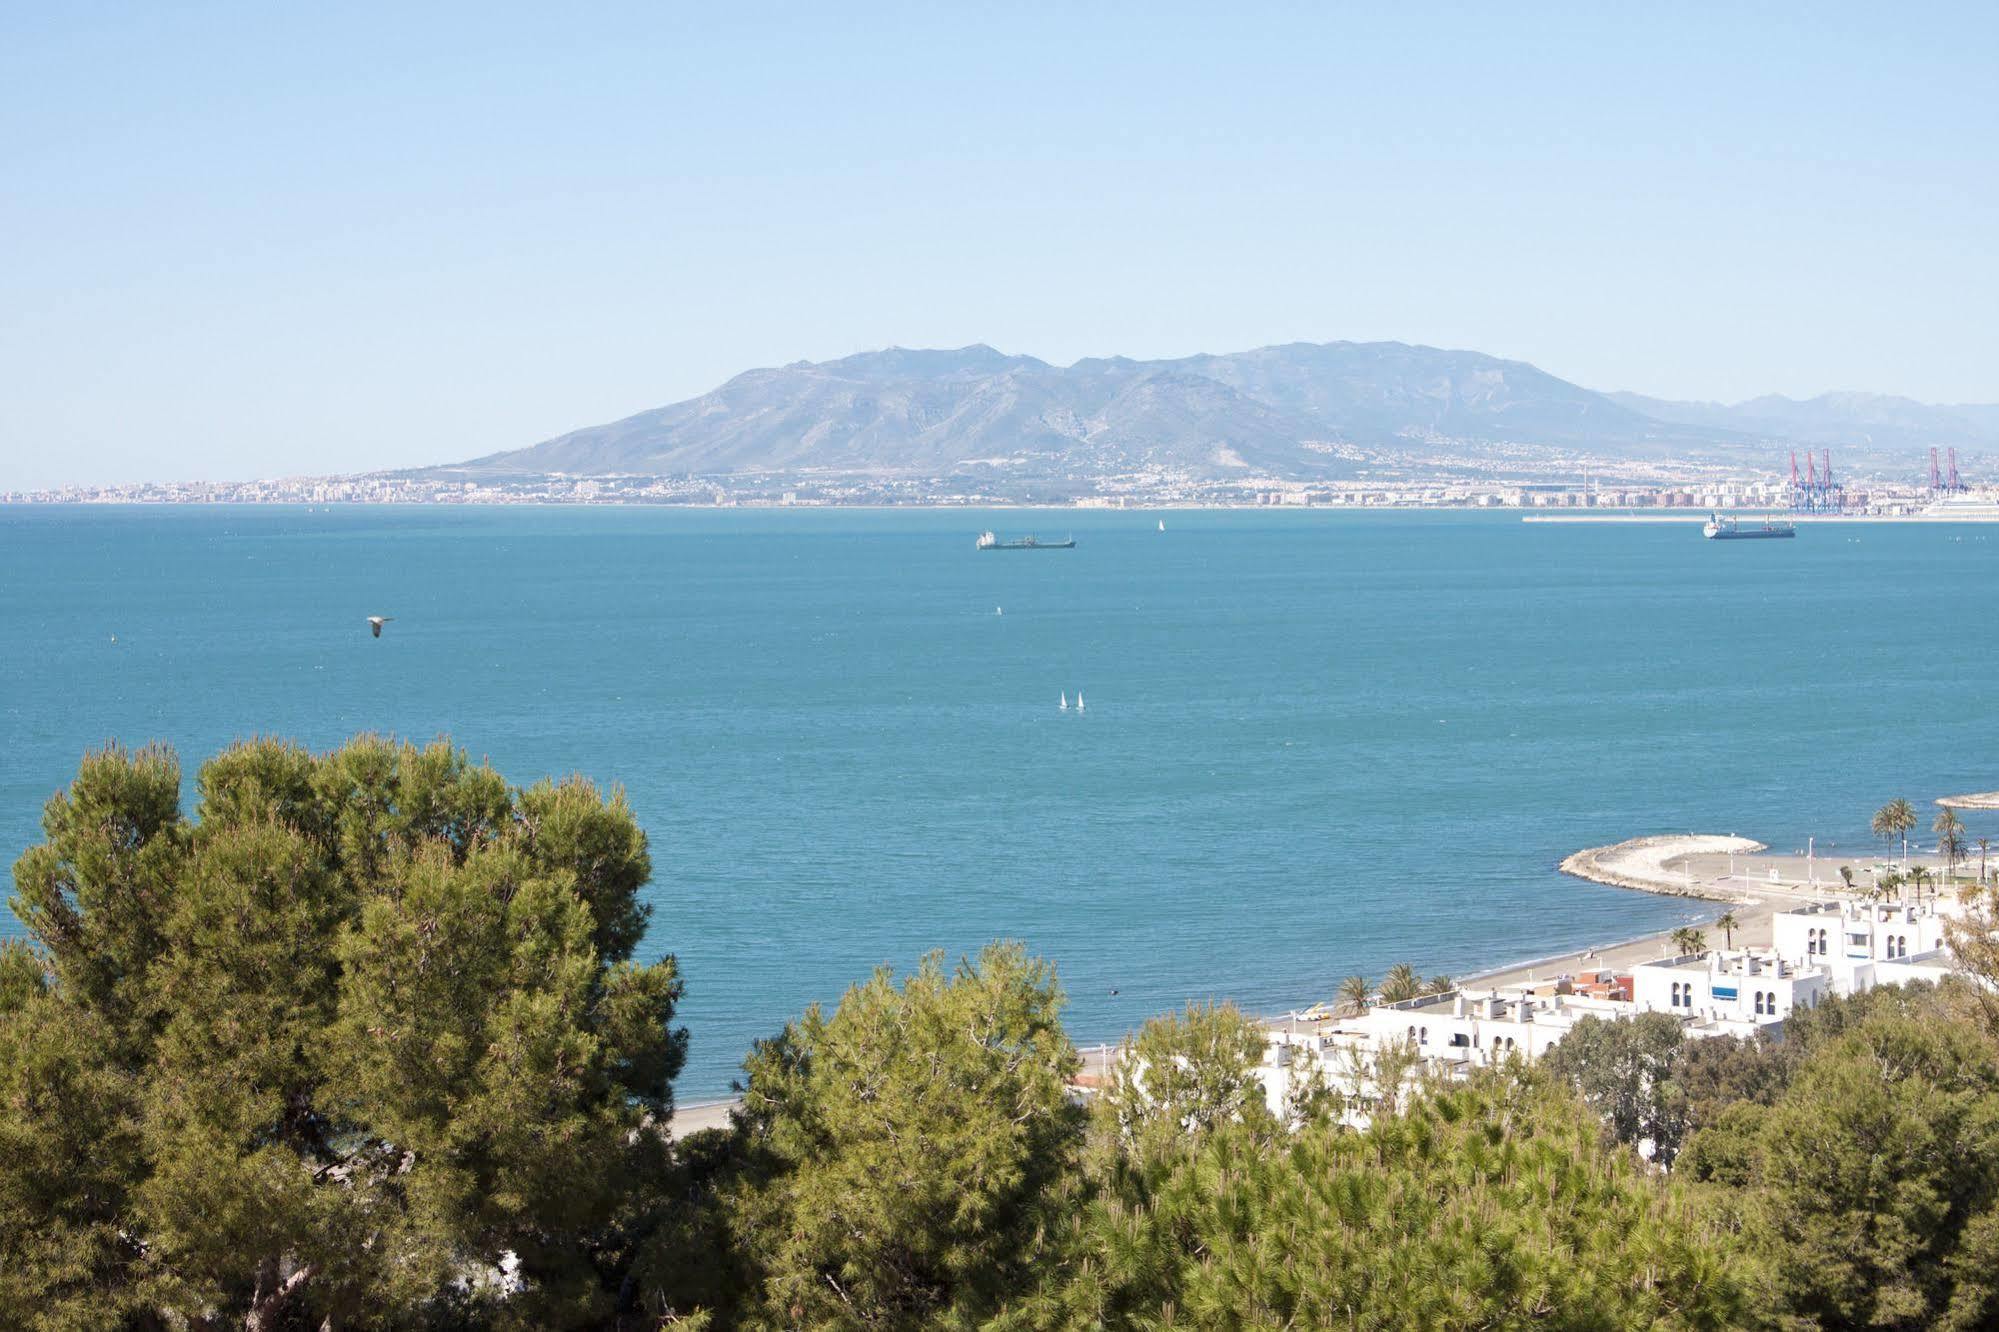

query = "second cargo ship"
(1703, 513), (1796, 540)
(976, 531), (1076, 550)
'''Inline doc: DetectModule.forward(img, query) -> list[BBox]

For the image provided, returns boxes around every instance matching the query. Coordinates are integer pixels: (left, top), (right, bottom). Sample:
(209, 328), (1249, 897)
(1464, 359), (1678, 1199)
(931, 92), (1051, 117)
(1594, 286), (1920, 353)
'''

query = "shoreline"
(1556, 834), (1766, 900)
(15, 499), (1999, 523)
(668, 833), (1901, 1138)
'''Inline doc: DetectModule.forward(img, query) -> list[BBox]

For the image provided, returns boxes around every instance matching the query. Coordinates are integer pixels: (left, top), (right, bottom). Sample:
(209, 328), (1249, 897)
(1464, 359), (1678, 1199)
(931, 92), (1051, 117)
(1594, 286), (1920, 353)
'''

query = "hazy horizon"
(4, 3), (1995, 488)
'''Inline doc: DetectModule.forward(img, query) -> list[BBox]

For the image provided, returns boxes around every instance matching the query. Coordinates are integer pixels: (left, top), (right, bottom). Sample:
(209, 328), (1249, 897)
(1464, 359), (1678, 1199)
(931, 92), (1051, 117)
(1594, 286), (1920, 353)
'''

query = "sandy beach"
(671, 1099), (739, 1138)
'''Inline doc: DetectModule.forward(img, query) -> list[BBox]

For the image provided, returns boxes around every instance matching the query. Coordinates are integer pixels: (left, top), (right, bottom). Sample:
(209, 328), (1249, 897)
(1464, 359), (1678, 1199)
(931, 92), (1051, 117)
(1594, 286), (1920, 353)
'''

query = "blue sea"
(4, 505), (1996, 1096)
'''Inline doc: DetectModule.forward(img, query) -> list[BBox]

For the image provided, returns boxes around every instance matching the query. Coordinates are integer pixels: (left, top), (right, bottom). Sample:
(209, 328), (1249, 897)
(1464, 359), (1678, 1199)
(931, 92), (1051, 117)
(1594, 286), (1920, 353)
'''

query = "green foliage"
(16, 749), (1999, 1330)
(689, 941), (1083, 1329)
(1099, 1001), (1275, 1145)
(0, 983), (145, 1328)
(0, 736), (685, 1329)
(1745, 1013), (1999, 1328)
(1035, 1069), (1755, 1329)
(1667, 1031), (1794, 1141)
(1544, 1011), (1686, 1156)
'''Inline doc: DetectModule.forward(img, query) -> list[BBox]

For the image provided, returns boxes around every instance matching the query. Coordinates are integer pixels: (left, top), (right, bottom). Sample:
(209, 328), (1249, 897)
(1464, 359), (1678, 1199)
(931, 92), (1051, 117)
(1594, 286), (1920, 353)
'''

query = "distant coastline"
(11, 496), (1999, 522)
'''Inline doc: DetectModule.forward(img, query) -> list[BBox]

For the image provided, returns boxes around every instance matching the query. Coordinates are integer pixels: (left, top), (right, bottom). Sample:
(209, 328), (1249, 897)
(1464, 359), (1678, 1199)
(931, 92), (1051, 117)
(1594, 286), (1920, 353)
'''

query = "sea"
(4, 504), (1996, 1097)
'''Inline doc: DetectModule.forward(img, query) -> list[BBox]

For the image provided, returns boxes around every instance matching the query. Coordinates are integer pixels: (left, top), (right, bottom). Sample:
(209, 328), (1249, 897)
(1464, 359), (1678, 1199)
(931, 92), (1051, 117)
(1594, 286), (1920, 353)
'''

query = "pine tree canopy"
(2, 737), (686, 1330)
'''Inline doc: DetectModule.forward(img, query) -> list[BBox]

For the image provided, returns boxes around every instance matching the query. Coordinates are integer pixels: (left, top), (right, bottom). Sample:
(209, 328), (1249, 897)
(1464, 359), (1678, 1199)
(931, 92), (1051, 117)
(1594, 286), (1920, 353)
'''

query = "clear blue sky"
(3, 2), (1994, 487)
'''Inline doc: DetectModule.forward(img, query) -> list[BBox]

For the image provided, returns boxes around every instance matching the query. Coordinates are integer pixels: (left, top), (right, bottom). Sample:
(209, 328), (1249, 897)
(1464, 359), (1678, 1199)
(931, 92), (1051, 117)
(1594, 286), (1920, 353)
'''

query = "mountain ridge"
(432, 341), (1993, 482)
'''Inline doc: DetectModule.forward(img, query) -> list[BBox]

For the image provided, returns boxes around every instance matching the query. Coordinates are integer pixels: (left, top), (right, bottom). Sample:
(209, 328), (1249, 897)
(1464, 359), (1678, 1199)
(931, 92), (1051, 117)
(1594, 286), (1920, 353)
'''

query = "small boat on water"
(977, 531), (1075, 550)
(1059, 691), (1068, 711)
(1158, 519), (1166, 532)
(1704, 512), (1796, 540)
(1076, 691), (1085, 713)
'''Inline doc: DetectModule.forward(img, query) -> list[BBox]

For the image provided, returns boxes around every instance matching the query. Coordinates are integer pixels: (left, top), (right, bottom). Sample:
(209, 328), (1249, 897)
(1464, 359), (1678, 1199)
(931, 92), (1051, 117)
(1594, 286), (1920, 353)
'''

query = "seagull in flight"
(367, 616), (393, 638)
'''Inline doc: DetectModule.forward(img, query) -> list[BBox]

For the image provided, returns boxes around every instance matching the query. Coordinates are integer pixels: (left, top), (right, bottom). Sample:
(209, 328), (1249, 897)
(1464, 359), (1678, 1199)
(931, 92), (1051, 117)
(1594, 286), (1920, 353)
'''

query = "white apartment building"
(1769, 898), (1960, 994)
(1630, 949), (1830, 1025)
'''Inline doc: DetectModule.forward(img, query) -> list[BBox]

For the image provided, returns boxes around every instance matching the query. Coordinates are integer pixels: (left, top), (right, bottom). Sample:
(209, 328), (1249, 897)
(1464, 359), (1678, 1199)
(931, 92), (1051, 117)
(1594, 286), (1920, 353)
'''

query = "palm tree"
(1873, 798), (1917, 870)
(1336, 973), (1371, 1016)
(1839, 865), (1855, 892)
(1936, 809), (1967, 885)
(1979, 836), (1990, 887)
(1714, 910), (1739, 949)
(1424, 974), (1455, 996)
(1909, 864), (1933, 904)
(1670, 926), (1708, 957)
(1379, 962), (1422, 1004)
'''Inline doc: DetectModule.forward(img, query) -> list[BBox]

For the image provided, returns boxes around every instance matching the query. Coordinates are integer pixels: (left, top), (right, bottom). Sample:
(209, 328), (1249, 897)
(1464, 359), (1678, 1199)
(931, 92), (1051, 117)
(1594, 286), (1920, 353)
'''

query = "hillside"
(432, 340), (1754, 483)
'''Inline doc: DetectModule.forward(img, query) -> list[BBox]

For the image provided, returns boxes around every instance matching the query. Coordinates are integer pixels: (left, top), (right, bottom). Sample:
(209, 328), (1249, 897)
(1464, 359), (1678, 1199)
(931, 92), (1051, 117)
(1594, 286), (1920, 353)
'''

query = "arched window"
(1419, 1026), (1428, 1045)
(1670, 982), (1681, 1007)
(1753, 992), (1765, 1015)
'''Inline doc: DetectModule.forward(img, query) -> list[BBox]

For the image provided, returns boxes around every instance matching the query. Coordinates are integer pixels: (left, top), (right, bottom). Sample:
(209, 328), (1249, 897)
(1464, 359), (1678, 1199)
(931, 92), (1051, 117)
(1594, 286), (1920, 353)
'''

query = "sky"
(2, 3), (1995, 488)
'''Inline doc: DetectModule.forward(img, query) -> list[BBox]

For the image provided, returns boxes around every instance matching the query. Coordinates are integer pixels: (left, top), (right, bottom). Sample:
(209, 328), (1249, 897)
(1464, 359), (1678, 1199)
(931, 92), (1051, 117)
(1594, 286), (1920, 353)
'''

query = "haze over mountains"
(433, 341), (1997, 485)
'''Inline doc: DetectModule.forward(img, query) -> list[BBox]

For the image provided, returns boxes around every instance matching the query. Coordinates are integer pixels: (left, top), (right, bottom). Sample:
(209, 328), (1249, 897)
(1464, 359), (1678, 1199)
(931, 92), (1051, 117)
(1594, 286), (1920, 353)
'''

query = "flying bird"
(367, 616), (393, 638)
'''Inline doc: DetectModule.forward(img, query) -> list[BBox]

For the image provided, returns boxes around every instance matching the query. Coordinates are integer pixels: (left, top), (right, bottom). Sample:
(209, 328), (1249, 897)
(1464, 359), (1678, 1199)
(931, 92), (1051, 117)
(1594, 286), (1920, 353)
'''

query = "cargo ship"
(1703, 513), (1795, 540)
(976, 531), (1075, 550)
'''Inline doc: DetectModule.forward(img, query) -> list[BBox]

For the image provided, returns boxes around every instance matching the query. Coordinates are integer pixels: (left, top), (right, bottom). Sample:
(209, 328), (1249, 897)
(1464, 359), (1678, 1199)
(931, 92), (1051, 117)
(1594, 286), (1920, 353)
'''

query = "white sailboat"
(1158, 519), (1165, 532)
(1076, 691), (1085, 713)
(1059, 691), (1068, 711)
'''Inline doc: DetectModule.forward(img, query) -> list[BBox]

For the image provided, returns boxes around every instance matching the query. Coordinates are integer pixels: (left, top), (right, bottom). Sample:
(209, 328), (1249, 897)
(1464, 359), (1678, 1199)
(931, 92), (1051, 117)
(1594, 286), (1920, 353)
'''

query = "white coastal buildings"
(1771, 897), (1958, 993)
(1630, 950), (1828, 1028)
(1243, 892), (1980, 1128)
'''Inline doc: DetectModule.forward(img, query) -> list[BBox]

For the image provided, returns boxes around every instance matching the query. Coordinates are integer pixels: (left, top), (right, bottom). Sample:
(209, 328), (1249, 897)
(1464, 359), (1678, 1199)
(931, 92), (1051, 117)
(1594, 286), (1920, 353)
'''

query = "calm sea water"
(4, 505), (1996, 1095)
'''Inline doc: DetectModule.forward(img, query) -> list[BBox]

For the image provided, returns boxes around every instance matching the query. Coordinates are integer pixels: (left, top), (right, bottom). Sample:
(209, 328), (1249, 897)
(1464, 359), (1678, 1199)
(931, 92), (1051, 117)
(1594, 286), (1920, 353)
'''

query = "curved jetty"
(1559, 834), (1767, 901)
(1938, 791), (1999, 810)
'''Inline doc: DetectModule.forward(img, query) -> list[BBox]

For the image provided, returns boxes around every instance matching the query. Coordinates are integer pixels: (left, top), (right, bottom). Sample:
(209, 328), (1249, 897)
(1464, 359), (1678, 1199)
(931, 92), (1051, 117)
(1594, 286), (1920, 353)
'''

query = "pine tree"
(1, 737), (688, 1329)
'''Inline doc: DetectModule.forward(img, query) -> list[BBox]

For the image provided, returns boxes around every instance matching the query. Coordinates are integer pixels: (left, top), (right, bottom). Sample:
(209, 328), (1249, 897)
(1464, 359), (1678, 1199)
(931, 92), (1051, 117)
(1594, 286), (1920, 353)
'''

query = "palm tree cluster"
(1669, 926), (1708, 957)
(1873, 797), (1917, 867)
(1937, 808), (1968, 882)
(1336, 965), (1455, 1015)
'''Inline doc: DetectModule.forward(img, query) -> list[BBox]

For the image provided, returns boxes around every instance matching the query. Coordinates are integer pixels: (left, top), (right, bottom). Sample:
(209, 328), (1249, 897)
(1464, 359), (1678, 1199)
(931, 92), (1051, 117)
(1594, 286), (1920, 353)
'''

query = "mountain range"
(431, 341), (1997, 484)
